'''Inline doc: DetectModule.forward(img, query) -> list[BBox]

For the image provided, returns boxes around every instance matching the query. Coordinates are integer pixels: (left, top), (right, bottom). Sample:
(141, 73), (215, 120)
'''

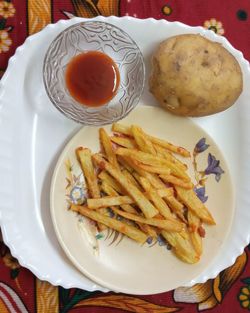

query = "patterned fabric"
(0, 1), (250, 312)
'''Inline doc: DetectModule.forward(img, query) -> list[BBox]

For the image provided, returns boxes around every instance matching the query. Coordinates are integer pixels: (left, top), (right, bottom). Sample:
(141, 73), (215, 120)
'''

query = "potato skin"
(149, 34), (243, 117)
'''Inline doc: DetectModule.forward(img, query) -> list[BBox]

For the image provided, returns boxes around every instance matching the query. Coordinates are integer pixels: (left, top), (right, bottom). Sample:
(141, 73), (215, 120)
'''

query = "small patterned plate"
(50, 105), (234, 294)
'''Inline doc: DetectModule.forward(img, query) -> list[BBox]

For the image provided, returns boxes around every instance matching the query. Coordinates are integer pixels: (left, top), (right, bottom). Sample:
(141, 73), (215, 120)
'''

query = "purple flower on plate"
(194, 186), (208, 203)
(195, 137), (210, 153)
(205, 153), (225, 182)
(108, 208), (115, 218)
(157, 235), (166, 246)
(146, 237), (153, 244)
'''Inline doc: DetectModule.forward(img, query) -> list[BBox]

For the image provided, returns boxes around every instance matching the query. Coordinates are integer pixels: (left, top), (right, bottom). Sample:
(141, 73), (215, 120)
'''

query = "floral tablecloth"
(0, 1), (250, 312)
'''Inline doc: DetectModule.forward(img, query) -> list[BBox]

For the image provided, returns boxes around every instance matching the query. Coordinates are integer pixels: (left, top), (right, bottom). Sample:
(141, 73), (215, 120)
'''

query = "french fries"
(71, 205), (147, 244)
(188, 211), (203, 256)
(69, 123), (216, 265)
(131, 125), (157, 155)
(115, 148), (189, 179)
(99, 128), (119, 169)
(87, 188), (173, 209)
(112, 208), (184, 232)
(101, 181), (158, 239)
(175, 187), (216, 225)
(98, 171), (124, 194)
(93, 154), (159, 218)
(160, 174), (193, 189)
(110, 136), (137, 149)
(112, 123), (190, 157)
(161, 230), (199, 264)
(76, 147), (100, 198)
(100, 181), (136, 214)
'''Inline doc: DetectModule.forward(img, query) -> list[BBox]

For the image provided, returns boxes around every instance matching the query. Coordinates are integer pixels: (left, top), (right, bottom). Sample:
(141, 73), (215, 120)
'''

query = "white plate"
(51, 105), (234, 294)
(0, 16), (250, 293)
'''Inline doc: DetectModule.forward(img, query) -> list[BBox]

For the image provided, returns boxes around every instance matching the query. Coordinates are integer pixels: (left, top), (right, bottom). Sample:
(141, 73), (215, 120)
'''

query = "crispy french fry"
(188, 211), (203, 256)
(122, 168), (143, 191)
(138, 176), (151, 191)
(147, 189), (173, 220)
(71, 205), (147, 244)
(76, 147), (100, 198)
(154, 144), (187, 171)
(100, 181), (157, 239)
(116, 148), (189, 179)
(99, 128), (119, 169)
(87, 187), (173, 209)
(93, 154), (159, 218)
(112, 123), (190, 157)
(115, 159), (185, 219)
(140, 224), (158, 239)
(161, 230), (199, 264)
(112, 208), (184, 232)
(98, 171), (124, 194)
(112, 123), (131, 136)
(131, 160), (172, 175)
(160, 174), (193, 189)
(118, 155), (164, 188)
(121, 156), (185, 219)
(175, 186), (216, 225)
(149, 136), (190, 157)
(88, 195), (132, 208)
(131, 125), (156, 155)
(164, 195), (184, 213)
(100, 181), (137, 214)
(110, 136), (137, 149)
(116, 155), (135, 174)
(101, 182), (157, 238)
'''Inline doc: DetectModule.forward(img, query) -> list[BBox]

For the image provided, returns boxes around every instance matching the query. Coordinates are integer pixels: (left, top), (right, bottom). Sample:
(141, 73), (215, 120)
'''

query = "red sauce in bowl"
(65, 51), (120, 107)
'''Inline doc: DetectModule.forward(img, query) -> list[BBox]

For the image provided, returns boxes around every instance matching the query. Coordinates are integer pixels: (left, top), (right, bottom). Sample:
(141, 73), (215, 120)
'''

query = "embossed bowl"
(43, 21), (145, 125)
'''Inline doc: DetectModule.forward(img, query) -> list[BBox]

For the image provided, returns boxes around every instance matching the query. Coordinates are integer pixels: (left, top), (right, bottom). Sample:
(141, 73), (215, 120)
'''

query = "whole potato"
(149, 34), (243, 117)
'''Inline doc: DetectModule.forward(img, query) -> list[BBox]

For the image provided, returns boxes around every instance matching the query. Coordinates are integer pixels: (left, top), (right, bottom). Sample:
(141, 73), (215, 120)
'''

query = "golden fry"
(87, 187), (173, 209)
(147, 189), (173, 220)
(188, 210), (203, 256)
(98, 171), (124, 194)
(71, 205), (147, 244)
(99, 128), (119, 169)
(112, 123), (131, 136)
(161, 230), (199, 264)
(112, 208), (184, 232)
(116, 148), (189, 179)
(118, 156), (164, 189)
(88, 195), (132, 208)
(131, 125), (156, 155)
(148, 136), (190, 157)
(175, 186), (216, 225)
(93, 154), (159, 218)
(154, 144), (187, 171)
(121, 168), (143, 191)
(100, 181), (137, 214)
(76, 147), (100, 198)
(164, 195), (184, 213)
(138, 176), (151, 192)
(132, 161), (172, 175)
(100, 181), (157, 239)
(160, 174), (193, 189)
(112, 123), (190, 157)
(110, 136), (137, 149)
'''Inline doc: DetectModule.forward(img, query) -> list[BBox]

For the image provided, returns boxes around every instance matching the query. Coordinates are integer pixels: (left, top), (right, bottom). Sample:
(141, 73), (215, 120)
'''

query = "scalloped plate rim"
(0, 16), (249, 293)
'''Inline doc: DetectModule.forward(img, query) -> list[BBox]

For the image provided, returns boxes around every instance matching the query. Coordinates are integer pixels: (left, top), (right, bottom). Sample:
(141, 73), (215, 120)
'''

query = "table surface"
(0, 1), (250, 312)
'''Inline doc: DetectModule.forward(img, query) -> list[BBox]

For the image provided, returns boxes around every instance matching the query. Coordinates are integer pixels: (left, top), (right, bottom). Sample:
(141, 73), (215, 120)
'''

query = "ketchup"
(65, 51), (120, 107)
